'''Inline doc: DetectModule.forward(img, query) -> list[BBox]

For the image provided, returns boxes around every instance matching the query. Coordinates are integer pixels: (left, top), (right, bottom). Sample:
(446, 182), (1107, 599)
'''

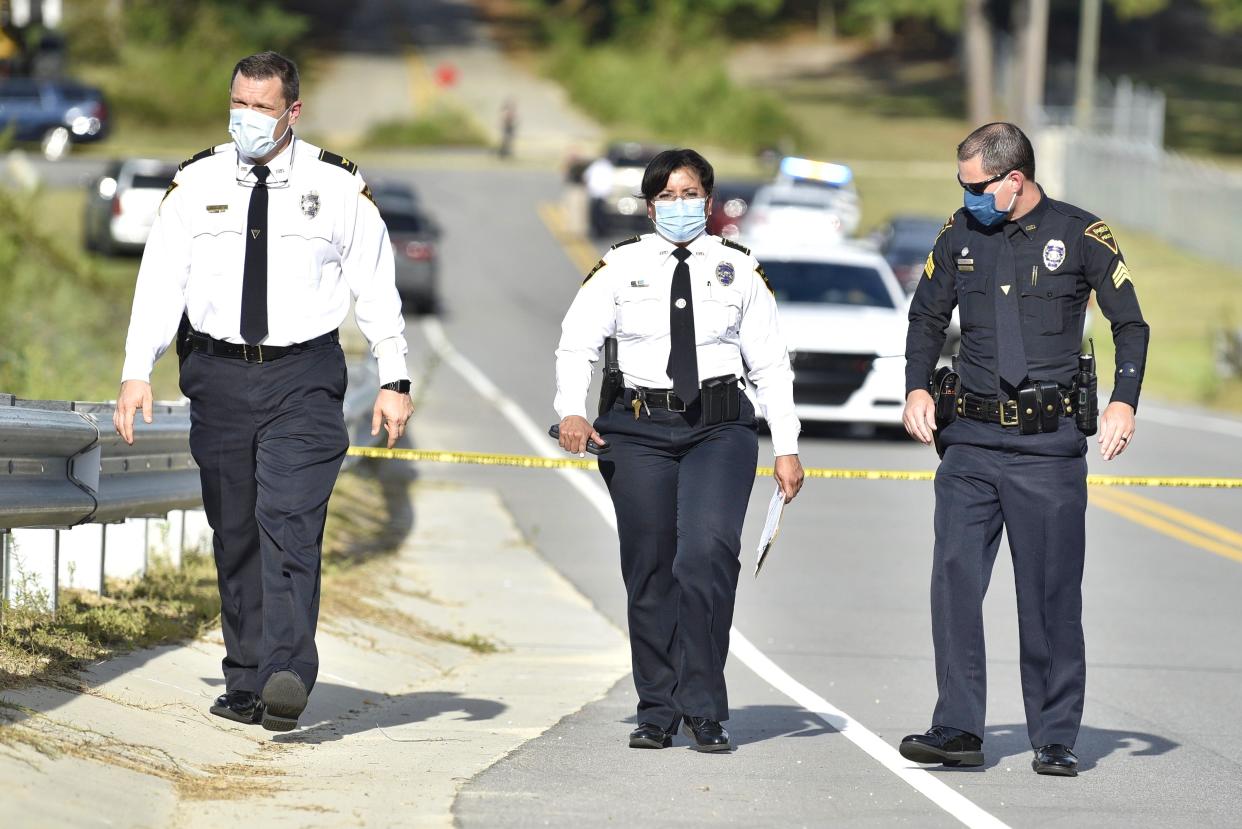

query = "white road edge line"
(418, 318), (1010, 829)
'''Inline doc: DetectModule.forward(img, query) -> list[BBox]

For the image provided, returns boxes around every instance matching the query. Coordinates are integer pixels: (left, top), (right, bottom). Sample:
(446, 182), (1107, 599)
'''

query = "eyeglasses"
(957, 170), (1011, 196)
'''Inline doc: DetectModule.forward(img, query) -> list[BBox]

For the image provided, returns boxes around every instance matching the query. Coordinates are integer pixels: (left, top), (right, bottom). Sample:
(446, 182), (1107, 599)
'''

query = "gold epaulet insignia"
(318, 149), (359, 175)
(177, 146), (216, 171)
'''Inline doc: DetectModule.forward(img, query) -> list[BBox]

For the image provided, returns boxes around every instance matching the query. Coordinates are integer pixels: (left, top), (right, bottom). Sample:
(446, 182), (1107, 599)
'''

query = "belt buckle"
(1000, 400), (1019, 427)
(243, 344), (264, 364)
(668, 392), (687, 413)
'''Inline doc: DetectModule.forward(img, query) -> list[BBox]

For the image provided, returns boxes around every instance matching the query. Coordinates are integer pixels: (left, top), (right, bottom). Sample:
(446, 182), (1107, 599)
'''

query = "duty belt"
(185, 328), (340, 364)
(622, 375), (739, 413)
(958, 389), (1074, 427)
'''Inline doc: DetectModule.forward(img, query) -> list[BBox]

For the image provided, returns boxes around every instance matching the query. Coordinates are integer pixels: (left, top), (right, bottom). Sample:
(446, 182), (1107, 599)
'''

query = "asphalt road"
(367, 163), (1242, 827)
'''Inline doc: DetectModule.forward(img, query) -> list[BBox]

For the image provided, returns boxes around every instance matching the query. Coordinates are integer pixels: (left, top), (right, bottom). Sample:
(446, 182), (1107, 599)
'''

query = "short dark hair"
(641, 148), (715, 201)
(231, 51), (300, 107)
(957, 122), (1035, 181)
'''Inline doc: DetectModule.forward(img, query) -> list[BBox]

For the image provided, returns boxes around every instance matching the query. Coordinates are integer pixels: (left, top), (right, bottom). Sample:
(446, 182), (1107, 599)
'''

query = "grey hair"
(957, 122), (1035, 180)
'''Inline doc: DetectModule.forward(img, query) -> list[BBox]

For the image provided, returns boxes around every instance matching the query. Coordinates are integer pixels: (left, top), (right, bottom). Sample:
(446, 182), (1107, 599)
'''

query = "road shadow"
(624, 704), (838, 747)
(249, 681), (508, 746)
(928, 723), (1181, 774)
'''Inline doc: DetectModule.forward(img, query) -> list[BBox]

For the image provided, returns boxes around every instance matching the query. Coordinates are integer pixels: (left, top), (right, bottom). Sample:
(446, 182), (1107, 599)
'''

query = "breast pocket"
(955, 273), (991, 330)
(700, 285), (743, 342)
(1021, 275), (1078, 335)
(279, 217), (337, 285)
(616, 289), (664, 337)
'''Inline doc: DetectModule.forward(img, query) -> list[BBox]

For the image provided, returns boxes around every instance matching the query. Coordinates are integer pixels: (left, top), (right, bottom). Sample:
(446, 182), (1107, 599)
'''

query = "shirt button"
(1046, 290), (1054, 297)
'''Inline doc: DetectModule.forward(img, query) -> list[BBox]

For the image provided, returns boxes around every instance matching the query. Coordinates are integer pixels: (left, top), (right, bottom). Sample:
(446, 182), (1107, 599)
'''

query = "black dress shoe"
(209, 690), (264, 725)
(629, 722), (673, 749)
(260, 670), (308, 732)
(681, 716), (732, 752)
(899, 725), (984, 767)
(1032, 744), (1078, 777)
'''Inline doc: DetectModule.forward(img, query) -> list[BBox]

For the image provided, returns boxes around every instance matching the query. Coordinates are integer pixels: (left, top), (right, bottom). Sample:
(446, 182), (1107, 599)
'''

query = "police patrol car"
(752, 238), (908, 426)
(743, 157), (862, 244)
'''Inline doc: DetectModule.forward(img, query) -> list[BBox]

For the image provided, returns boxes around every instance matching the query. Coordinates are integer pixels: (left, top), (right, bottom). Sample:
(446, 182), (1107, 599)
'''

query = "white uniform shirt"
(121, 135), (409, 385)
(555, 232), (800, 456)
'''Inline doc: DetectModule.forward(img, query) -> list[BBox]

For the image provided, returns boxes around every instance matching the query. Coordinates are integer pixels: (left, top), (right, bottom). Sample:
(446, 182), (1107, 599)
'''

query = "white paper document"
(754, 485), (787, 577)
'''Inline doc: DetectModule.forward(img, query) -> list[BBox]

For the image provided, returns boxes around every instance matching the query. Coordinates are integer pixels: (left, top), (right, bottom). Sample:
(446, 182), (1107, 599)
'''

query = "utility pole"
(963, 0), (994, 126)
(1018, 0), (1050, 130)
(1074, 0), (1103, 130)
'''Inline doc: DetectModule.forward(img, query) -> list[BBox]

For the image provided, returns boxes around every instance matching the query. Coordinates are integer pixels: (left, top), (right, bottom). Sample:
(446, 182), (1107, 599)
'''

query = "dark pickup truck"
(0, 77), (109, 160)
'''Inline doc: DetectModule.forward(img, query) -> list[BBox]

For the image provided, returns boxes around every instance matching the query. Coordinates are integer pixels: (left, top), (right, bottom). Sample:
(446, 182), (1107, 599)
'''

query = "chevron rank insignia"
(1111, 260), (1133, 289)
(1085, 221), (1119, 255)
(924, 251), (935, 279)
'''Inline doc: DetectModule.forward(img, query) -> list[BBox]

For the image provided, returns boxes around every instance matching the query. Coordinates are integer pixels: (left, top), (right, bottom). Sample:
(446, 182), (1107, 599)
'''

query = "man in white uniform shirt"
(555, 148), (803, 752)
(114, 51), (412, 732)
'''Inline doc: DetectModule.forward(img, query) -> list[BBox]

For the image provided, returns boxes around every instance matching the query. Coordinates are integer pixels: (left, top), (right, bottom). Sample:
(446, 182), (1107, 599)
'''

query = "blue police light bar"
(779, 157), (853, 186)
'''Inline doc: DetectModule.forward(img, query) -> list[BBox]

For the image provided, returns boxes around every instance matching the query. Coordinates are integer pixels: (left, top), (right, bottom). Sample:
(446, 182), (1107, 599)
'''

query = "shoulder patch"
(1084, 221), (1119, 256)
(721, 237), (750, 256)
(318, 149), (359, 175)
(177, 146), (216, 171)
(755, 263), (773, 294)
(935, 214), (954, 241)
(361, 182), (377, 207)
(609, 236), (641, 250)
(159, 180), (178, 208)
(582, 258), (607, 286)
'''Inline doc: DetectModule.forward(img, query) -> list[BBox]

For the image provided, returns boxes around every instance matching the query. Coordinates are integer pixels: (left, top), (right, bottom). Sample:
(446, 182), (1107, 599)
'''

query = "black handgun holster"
(932, 366), (959, 459)
(1016, 381), (1062, 435)
(700, 376), (741, 426)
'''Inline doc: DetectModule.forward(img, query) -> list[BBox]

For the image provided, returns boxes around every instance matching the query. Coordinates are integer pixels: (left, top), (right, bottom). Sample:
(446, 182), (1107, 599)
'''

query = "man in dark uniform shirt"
(898, 122), (1149, 777)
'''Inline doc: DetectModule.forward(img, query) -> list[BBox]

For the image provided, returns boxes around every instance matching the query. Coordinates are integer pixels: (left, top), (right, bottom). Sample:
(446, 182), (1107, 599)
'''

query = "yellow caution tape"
(346, 446), (1242, 489)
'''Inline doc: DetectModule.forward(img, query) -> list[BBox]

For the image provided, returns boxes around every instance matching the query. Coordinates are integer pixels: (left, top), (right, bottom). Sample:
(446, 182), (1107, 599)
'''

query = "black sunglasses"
(957, 170), (1012, 196)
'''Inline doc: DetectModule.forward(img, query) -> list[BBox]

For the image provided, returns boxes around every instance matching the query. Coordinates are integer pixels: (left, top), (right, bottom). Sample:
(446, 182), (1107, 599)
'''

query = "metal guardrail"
(0, 358), (380, 608)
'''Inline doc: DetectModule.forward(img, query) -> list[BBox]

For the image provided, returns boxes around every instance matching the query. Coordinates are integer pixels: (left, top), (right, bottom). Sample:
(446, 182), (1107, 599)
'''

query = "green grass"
(362, 104), (492, 149)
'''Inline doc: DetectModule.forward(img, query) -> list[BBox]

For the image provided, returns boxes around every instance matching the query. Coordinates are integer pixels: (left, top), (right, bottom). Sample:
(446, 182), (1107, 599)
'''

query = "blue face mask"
(652, 197), (707, 243)
(963, 183), (1017, 227)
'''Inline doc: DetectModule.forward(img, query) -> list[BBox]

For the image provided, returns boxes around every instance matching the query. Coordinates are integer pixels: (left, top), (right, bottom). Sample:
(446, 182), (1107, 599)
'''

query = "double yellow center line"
(1089, 488), (1242, 565)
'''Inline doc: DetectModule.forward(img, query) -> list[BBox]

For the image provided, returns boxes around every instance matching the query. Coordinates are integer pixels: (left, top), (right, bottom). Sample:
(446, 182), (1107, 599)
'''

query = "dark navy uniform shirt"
(905, 187), (1150, 408)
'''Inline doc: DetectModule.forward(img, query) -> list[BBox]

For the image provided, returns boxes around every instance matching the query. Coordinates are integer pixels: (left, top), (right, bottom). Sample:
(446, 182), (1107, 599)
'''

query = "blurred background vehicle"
(752, 239), (909, 426)
(373, 181), (441, 316)
(871, 215), (945, 295)
(83, 158), (175, 255)
(583, 141), (666, 239)
(706, 180), (760, 241)
(0, 76), (108, 160)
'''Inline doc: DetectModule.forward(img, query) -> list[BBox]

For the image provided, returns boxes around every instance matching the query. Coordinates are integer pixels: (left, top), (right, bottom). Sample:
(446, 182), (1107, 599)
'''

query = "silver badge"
(300, 190), (320, 219)
(715, 261), (735, 286)
(1042, 239), (1066, 271)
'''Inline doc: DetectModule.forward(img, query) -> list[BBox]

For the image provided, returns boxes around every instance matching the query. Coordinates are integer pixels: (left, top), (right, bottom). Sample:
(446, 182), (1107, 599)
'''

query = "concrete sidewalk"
(0, 483), (629, 828)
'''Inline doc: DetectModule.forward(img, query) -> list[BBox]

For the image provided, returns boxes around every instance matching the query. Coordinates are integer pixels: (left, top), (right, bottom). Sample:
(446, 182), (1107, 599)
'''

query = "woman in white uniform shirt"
(554, 148), (803, 751)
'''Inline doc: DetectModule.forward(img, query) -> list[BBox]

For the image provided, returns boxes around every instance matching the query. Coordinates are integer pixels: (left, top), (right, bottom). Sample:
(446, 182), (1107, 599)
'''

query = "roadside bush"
(64, 0), (310, 128)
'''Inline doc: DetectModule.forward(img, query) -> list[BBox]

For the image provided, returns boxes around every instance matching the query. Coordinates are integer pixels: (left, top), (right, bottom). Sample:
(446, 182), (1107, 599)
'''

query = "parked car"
(872, 215), (945, 294)
(83, 159), (176, 255)
(0, 77), (109, 160)
(584, 142), (667, 239)
(751, 239), (910, 426)
(374, 183), (441, 315)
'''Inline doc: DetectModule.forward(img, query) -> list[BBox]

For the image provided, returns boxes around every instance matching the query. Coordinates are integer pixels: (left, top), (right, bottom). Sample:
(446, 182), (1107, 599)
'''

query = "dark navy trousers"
(931, 416), (1088, 748)
(179, 343), (349, 695)
(595, 396), (759, 730)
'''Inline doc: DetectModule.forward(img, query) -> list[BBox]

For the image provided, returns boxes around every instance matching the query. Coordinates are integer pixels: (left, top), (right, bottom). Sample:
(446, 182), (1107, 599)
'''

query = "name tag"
(955, 257), (974, 272)
(206, 205), (229, 213)
(630, 280), (649, 288)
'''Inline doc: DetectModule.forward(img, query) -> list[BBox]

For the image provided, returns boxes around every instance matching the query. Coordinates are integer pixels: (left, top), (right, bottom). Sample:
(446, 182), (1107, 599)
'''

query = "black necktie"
(240, 165), (270, 345)
(993, 238), (1028, 396)
(667, 247), (698, 404)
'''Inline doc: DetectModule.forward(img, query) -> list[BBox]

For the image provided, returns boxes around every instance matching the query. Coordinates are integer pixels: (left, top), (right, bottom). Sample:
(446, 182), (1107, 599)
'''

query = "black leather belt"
(185, 328), (339, 364)
(958, 390), (1073, 427)
(623, 387), (690, 412)
(622, 375), (739, 413)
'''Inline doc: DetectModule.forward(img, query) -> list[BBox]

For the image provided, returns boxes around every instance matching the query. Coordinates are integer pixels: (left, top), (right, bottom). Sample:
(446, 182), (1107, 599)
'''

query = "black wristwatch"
(380, 379), (411, 394)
